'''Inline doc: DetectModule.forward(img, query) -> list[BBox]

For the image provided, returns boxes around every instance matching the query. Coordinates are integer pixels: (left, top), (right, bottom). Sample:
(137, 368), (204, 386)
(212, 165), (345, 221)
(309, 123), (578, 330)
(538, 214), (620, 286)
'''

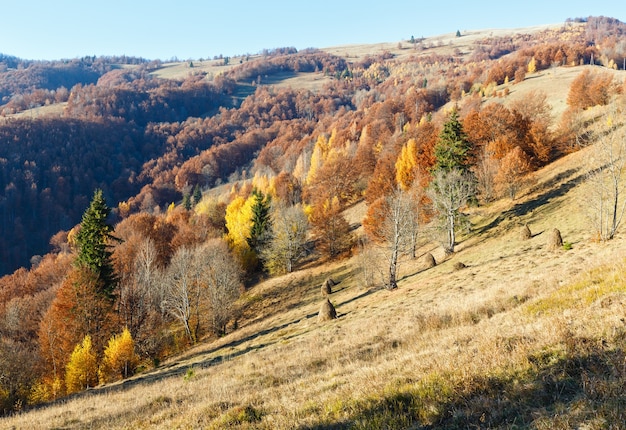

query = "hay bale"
(520, 224), (532, 240)
(318, 299), (337, 322)
(453, 261), (466, 271)
(321, 278), (335, 296)
(548, 228), (563, 250)
(421, 253), (437, 270)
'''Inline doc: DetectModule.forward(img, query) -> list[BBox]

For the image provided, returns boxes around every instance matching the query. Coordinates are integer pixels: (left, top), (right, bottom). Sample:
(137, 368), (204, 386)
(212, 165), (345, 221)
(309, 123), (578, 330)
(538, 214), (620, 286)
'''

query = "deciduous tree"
(428, 168), (475, 253)
(262, 203), (309, 275)
(65, 335), (98, 394)
(310, 196), (352, 259)
(364, 188), (422, 289)
(99, 328), (139, 383)
(584, 120), (626, 241)
(495, 146), (532, 199)
(224, 194), (255, 269)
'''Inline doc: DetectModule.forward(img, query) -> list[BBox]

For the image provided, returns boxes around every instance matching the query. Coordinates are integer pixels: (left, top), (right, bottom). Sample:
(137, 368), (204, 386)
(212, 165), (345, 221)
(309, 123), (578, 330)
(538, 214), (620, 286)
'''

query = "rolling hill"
(2, 19), (626, 428)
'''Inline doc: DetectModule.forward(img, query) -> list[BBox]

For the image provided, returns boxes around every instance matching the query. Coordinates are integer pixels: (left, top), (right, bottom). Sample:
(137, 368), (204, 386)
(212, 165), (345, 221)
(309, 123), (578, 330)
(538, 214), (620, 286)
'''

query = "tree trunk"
(447, 211), (456, 253)
(388, 245), (398, 290)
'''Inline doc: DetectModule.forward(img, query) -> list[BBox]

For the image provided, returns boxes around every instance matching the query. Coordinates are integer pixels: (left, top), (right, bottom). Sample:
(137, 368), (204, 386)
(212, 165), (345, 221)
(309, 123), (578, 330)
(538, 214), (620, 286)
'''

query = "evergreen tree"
(247, 189), (272, 257)
(192, 184), (202, 206)
(434, 108), (472, 173)
(182, 193), (192, 211)
(75, 189), (117, 300)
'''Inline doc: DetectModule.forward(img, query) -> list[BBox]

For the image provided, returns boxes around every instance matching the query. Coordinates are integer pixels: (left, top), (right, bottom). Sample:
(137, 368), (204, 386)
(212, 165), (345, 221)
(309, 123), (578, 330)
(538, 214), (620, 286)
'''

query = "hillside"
(1, 16), (626, 428)
(3, 60), (626, 429)
(4, 118), (626, 429)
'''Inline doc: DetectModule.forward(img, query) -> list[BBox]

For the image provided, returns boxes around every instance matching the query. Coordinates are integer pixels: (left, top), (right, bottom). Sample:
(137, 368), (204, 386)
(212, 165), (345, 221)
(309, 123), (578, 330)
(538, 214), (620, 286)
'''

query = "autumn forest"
(1, 15), (626, 425)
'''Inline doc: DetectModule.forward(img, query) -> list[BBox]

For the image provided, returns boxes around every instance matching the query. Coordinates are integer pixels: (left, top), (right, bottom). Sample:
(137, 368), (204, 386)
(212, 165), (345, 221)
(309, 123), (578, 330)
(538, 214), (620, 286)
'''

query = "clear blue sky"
(1, 1), (624, 61)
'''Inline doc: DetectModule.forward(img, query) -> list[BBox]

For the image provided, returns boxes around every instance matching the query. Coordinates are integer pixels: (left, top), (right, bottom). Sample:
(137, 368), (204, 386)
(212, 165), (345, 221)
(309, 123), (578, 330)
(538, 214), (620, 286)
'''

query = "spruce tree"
(247, 189), (272, 257)
(433, 108), (472, 173)
(182, 193), (192, 211)
(192, 184), (202, 206)
(75, 189), (117, 300)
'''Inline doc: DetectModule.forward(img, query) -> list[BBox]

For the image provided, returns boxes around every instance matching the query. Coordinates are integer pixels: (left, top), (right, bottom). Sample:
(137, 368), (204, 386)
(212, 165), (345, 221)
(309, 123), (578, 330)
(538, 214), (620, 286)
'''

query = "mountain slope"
(4, 69), (626, 428)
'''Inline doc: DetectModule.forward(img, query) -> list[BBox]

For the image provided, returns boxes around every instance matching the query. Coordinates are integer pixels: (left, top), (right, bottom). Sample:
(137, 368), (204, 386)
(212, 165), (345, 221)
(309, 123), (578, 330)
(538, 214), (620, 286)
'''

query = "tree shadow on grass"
(475, 167), (585, 237)
(299, 337), (626, 429)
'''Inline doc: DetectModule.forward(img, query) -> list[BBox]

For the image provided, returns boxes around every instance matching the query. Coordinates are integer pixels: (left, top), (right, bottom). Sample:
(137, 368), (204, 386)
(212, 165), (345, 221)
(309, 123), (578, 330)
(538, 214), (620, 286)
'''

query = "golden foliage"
(99, 328), (140, 383)
(395, 139), (418, 190)
(65, 335), (98, 394)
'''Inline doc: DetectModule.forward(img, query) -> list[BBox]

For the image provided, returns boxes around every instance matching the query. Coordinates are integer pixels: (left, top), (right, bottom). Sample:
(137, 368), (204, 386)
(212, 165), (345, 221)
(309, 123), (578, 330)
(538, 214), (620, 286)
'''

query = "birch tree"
(262, 203), (309, 275)
(428, 168), (475, 253)
(364, 187), (421, 290)
(585, 119), (626, 241)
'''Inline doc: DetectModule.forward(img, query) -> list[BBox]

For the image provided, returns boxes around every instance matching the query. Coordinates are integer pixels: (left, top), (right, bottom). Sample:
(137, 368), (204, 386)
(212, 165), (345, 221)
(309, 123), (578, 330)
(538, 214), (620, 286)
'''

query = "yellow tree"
(224, 195), (255, 268)
(395, 138), (418, 190)
(306, 134), (330, 184)
(65, 335), (98, 394)
(527, 56), (537, 74)
(99, 328), (140, 383)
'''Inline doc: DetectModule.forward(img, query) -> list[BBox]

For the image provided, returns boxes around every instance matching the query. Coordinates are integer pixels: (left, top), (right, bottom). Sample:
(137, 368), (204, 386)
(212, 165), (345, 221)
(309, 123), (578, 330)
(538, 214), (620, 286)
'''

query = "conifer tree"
(192, 184), (202, 206)
(75, 189), (117, 300)
(247, 189), (272, 257)
(182, 193), (192, 210)
(434, 108), (472, 173)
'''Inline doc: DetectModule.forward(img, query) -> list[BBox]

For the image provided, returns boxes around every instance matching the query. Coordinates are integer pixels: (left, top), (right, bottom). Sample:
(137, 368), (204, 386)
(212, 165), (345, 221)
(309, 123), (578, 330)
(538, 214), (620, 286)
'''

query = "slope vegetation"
(4, 67), (626, 429)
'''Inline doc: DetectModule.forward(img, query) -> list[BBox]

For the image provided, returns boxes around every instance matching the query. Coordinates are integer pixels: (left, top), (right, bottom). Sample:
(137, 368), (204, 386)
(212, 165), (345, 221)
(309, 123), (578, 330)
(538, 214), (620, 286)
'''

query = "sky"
(1, 1), (625, 61)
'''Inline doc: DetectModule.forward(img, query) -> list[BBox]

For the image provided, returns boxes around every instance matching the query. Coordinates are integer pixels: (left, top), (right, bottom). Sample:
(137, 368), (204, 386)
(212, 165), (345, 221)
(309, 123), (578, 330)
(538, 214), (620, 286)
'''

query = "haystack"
(421, 253), (437, 270)
(321, 278), (335, 296)
(548, 228), (563, 251)
(318, 298), (337, 322)
(520, 224), (532, 240)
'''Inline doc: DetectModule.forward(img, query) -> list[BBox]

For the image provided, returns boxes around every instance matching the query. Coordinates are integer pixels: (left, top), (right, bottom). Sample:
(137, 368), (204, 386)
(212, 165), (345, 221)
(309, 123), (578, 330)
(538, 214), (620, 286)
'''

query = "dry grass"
(4, 24), (626, 430)
(4, 118), (626, 429)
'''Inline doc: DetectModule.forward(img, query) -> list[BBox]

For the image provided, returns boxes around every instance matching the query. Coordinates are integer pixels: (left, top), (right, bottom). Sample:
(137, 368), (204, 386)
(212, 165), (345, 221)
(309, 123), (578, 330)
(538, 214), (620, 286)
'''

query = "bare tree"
(585, 119), (626, 241)
(261, 203), (309, 274)
(163, 247), (199, 342)
(197, 239), (242, 336)
(428, 168), (475, 253)
(116, 237), (160, 343)
(375, 188), (422, 290)
(163, 240), (242, 342)
(355, 239), (385, 289)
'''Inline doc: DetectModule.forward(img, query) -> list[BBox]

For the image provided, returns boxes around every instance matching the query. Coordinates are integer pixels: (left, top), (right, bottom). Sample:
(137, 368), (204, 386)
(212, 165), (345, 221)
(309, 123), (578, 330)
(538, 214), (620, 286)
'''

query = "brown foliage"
(365, 151), (399, 205)
(273, 172), (302, 206)
(38, 267), (116, 385)
(495, 146), (532, 200)
(309, 197), (353, 259)
(567, 70), (615, 110)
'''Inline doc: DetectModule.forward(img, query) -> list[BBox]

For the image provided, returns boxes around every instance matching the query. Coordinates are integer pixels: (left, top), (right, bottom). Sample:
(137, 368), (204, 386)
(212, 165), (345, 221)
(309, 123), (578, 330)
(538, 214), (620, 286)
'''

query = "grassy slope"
(4, 30), (626, 430)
